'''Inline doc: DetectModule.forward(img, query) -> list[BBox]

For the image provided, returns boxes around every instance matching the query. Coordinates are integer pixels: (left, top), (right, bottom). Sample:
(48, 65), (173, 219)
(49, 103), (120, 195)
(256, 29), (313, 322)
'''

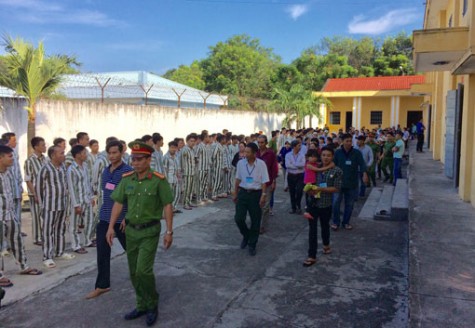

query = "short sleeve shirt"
(393, 139), (405, 159)
(236, 158), (269, 190)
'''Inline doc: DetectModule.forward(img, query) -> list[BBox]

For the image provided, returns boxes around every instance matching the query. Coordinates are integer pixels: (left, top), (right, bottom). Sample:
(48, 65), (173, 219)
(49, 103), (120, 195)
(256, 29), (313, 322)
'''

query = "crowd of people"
(0, 121), (424, 324)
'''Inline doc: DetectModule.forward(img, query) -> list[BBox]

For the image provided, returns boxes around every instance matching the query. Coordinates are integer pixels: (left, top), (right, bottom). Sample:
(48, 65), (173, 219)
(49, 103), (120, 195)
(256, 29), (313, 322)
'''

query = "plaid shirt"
(308, 167), (343, 208)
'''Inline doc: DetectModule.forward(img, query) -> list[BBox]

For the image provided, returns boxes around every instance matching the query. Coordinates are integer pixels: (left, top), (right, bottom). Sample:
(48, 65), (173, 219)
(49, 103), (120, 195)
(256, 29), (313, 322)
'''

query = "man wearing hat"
(106, 141), (174, 327)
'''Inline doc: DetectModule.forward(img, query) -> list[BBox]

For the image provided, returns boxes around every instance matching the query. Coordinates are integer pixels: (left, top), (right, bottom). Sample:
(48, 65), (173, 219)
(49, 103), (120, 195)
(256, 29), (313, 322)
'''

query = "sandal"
(344, 224), (353, 230)
(20, 267), (43, 275)
(302, 258), (317, 267)
(74, 248), (88, 254)
(0, 277), (13, 288)
(330, 224), (339, 231)
(303, 212), (314, 220)
(43, 259), (56, 268)
(323, 246), (332, 255)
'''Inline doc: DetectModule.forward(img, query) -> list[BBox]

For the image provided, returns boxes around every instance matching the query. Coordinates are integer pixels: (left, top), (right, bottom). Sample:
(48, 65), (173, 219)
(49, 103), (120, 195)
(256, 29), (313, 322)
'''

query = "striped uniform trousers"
(198, 170), (209, 201)
(169, 183), (181, 210)
(42, 210), (67, 260)
(180, 146), (196, 207)
(211, 144), (225, 198)
(182, 175), (195, 207)
(24, 153), (46, 243)
(0, 219), (28, 271)
(70, 204), (93, 250)
(28, 197), (42, 243)
(36, 162), (68, 260)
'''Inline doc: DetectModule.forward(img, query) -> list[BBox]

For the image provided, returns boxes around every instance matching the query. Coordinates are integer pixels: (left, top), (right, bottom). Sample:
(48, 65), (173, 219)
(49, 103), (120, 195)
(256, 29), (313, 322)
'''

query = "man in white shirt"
(355, 136), (374, 197)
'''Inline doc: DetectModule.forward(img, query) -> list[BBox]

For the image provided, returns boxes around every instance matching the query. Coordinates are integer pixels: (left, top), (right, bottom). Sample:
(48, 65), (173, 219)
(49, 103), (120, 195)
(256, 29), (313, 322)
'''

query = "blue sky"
(0, 0), (424, 74)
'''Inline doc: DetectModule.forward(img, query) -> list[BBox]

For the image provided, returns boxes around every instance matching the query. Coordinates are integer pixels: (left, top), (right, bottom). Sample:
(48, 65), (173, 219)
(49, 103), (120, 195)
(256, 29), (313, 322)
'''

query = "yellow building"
(315, 76), (426, 132)
(412, 0), (475, 205)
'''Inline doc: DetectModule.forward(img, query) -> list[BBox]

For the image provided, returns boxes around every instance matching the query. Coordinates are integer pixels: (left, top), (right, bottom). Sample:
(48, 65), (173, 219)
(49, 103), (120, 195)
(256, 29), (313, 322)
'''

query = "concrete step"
(374, 185), (394, 220)
(391, 178), (409, 221)
(358, 187), (383, 220)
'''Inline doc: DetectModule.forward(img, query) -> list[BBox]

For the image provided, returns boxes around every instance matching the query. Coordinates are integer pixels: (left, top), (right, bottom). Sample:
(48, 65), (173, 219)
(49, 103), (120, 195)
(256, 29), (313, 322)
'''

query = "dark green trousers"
(381, 157), (394, 182)
(234, 189), (262, 248)
(125, 224), (160, 311)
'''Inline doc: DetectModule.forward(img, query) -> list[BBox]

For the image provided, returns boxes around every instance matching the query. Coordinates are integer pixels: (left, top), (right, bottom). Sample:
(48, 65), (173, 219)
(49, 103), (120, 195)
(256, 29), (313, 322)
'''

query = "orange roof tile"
(322, 75), (425, 92)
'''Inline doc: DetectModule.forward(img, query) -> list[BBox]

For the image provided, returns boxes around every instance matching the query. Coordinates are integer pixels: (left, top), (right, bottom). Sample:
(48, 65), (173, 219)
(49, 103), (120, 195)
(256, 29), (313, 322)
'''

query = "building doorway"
(406, 111), (423, 129)
(454, 84), (464, 188)
(345, 111), (353, 132)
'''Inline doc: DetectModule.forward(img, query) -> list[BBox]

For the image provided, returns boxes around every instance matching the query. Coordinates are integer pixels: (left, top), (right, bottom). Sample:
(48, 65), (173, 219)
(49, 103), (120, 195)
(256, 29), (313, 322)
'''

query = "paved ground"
(408, 144), (475, 328)
(0, 167), (409, 327)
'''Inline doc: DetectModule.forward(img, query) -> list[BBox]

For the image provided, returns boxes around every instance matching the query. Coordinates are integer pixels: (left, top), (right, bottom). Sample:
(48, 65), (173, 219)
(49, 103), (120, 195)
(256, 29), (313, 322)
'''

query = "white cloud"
(348, 8), (421, 35)
(286, 4), (309, 20)
(0, 0), (122, 27)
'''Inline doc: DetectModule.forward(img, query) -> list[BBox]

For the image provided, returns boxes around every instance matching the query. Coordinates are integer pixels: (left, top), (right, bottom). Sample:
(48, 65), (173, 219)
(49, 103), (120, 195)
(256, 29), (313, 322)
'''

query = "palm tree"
(0, 35), (79, 153)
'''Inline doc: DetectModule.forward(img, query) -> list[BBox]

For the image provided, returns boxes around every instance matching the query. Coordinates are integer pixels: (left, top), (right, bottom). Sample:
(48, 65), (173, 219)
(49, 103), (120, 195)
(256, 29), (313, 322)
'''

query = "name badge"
(245, 176), (254, 184)
(105, 182), (116, 190)
(319, 183), (327, 188)
(345, 160), (352, 165)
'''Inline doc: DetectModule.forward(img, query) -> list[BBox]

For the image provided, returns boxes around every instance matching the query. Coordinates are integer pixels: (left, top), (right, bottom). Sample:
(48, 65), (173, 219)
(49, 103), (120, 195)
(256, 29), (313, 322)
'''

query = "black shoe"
(124, 309), (146, 320)
(248, 247), (256, 256)
(296, 208), (302, 215)
(288, 209), (296, 214)
(0, 288), (5, 309)
(240, 238), (248, 249)
(146, 307), (158, 326)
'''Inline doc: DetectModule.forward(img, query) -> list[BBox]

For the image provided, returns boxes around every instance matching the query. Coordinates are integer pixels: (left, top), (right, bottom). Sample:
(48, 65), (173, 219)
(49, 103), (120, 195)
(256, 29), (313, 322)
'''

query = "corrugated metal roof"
(322, 75), (425, 92)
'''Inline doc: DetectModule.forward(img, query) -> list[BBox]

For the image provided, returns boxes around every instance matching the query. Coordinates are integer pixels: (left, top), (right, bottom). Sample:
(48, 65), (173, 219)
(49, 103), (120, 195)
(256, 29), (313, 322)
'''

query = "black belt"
(239, 187), (262, 193)
(125, 220), (160, 230)
(288, 172), (304, 175)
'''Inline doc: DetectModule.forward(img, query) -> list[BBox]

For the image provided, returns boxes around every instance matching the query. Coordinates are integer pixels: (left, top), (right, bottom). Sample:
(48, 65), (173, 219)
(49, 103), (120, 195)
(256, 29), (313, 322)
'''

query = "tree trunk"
(27, 103), (36, 156)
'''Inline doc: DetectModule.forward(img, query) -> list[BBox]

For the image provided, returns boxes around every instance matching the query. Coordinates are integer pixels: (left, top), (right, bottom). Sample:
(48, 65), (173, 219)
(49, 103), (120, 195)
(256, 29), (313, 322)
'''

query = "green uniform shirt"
(268, 139), (277, 153)
(383, 141), (396, 159)
(367, 142), (380, 165)
(111, 169), (173, 224)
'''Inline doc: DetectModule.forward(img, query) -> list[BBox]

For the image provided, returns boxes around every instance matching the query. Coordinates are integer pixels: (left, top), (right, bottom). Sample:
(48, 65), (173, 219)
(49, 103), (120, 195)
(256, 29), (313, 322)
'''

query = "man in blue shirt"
(416, 119), (425, 152)
(392, 131), (405, 186)
(86, 140), (133, 299)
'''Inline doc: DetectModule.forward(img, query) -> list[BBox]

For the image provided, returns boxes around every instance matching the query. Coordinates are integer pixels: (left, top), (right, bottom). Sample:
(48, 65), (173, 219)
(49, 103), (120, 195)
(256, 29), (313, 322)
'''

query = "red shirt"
(257, 148), (278, 186)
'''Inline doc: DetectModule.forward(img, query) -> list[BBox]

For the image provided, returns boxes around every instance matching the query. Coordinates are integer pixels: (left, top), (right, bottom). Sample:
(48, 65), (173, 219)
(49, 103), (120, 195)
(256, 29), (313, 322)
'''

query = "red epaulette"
(153, 171), (165, 179)
(122, 171), (134, 178)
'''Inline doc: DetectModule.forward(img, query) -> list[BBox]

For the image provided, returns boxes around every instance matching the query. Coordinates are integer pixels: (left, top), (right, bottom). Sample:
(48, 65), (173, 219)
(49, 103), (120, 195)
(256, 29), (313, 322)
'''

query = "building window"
(370, 111), (383, 125)
(330, 112), (341, 125)
(463, 0), (468, 16)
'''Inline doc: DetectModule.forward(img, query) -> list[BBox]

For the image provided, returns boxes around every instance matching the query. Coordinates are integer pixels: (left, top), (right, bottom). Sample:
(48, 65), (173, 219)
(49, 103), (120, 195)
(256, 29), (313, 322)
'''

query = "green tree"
(0, 35), (80, 151)
(163, 60), (205, 90)
(201, 34), (280, 102)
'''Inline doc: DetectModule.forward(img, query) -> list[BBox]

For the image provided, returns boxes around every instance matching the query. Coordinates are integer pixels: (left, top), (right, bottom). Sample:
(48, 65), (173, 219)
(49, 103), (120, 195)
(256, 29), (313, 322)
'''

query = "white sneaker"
(1, 250), (10, 257)
(58, 253), (76, 260)
(43, 259), (56, 268)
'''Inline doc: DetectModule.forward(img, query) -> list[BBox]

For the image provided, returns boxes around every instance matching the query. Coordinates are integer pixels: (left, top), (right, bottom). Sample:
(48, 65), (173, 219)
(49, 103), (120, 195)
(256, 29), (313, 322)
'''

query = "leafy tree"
(0, 35), (80, 151)
(163, 60), (205, 90)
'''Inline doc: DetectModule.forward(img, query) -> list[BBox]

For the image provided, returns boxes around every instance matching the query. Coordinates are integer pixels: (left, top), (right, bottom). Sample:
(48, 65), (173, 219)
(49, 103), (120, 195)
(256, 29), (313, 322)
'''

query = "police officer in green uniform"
(106, 141), (173, 327)
(381, 133), (396, 184)
(366, 132), (380, 187)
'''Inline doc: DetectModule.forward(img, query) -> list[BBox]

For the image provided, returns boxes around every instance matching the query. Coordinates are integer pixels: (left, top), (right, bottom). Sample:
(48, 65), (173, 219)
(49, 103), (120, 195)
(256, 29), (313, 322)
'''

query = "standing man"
(151, 133), (165, 174)
(233, 143), (269, 256)
(106, 141), (173, 326)
(180, 134), (197, 210)
(211, 134), (226, 201)
(0, 145), (42, 287)
(37, 146), (75, 268)
(24, 137), (46, 245)
(67, 145), (95, 254)
(355, 136), (373, 197)
(331, 134), (368, 231)
(285, 140), (305, 214)
(195, 132), (211, 203)
(392, 131), (405, 186)
(162, 141), (181, 213)
(256, 135), (277, 234)
(381, 133), (396, 184)
(416, 118), (425, 153)
(86, 141), (133, 299)
(366, 132), (380, 188)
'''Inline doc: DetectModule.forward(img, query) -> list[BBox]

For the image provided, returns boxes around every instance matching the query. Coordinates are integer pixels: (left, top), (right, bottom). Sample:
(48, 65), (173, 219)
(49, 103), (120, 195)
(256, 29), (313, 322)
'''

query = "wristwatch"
(166, 231), (173, 235)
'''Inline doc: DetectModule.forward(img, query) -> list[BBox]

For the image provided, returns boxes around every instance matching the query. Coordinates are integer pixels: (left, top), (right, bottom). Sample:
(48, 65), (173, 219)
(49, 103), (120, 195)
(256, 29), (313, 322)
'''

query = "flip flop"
(20, 268), (43, 275)
(330, 224), (339, 231)
(323, 246), (332, 255)
(302, 258), (317, 267)
(344, 224), (353, 230)
(0, 277), (13, 288)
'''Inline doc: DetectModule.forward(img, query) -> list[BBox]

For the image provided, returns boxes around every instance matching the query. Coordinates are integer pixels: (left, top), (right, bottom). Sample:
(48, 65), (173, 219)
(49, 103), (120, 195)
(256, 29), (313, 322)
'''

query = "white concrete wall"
(1, 99), (289, 175)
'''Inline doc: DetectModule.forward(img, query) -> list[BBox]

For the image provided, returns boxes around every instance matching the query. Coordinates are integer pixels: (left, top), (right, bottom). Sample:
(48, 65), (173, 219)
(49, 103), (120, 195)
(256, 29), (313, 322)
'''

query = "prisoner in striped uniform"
(163, 141), (181, 213)
(67, 145), (95, 254)
(24, 137), (47, 245)
(152, 133), (165, 174)
(0, 145), (42, 284)
(195, 133), (211, 202)
(180, 134), (197, 210)
(222, 139), (233, 197)
(211, 134), (227, 200)
(37, 146), (75, 268)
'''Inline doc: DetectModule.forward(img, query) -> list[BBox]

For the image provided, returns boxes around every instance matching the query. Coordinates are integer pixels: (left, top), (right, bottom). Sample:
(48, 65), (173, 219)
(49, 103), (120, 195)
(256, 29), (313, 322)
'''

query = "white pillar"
(357, 97), (362, 130)
(395, 96), (400, 128)
(320, 103), (326, 127)
(390, 96), (395, 127)
(352, 97), (357, 128)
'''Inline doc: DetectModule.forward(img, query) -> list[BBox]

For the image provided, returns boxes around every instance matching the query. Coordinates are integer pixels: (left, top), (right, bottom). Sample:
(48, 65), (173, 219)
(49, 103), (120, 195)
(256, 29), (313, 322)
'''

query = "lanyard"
(292, 152), (300, 164)
(246, 163), (256, 176)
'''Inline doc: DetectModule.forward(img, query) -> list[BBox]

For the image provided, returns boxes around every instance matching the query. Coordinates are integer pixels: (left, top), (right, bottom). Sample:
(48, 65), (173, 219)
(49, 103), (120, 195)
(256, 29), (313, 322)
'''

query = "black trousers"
(417, 133), (424, 152)
(307, 206), (332, 258)
(95, 220), (126, 289)
(287, 173), (304, 211)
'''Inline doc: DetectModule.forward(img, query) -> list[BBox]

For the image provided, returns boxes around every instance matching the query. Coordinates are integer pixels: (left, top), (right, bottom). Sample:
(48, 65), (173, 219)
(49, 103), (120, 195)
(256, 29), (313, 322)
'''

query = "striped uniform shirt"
(151, 149), (165, 174)
(36, 161), (68, 211)
(12, 150), (23, 198)
(211, 143), (225, 170)
(222, 145), (231, 169)
(162, 152), (180, 184)
(67, 161), (93, 207)
(0, 169), (16, 221)
(99, 162), (133, 223)
(92, 152), (109, 195)
(180, 145), (196, 176)
(66, 150), (94, 181)
(24, 153), (46, 195)
(195, 142), (211, 171)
